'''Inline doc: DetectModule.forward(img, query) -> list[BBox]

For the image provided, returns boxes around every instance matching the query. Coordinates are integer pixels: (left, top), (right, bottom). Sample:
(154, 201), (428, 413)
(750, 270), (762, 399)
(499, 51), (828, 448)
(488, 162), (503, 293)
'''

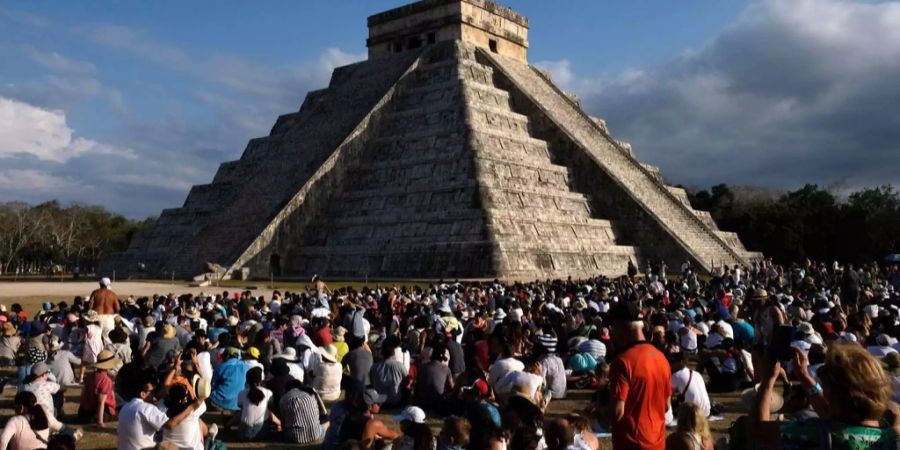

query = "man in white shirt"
(488, 345), (524, 385)
(117, 380), (204, 450)
(668, 352), (711, 417)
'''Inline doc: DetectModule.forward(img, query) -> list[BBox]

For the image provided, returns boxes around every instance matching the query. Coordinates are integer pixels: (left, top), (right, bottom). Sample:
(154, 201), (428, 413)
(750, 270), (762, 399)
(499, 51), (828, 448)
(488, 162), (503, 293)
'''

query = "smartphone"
(771, 325), (795, 362)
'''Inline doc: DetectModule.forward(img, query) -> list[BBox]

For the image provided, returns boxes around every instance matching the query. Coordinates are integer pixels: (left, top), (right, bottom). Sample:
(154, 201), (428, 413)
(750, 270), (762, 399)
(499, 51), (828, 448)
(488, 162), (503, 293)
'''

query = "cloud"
(0, 97), (135, 162)
(575, 0), (900, 191)
(0, 169), (71, 192)
(0, 7), (50, 28)
(22, 46), (96, 75)
(534, 59), (574, 88)
(75, 24), (365, 105)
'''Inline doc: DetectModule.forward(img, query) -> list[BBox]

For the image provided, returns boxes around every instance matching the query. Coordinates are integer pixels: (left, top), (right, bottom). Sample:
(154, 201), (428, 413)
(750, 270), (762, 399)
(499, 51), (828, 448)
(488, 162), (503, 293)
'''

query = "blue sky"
(1, 0), (899, 217)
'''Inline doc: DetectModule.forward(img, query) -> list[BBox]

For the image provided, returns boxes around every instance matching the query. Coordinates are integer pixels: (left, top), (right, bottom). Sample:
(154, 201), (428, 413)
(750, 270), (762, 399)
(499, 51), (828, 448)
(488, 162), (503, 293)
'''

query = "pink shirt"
(0, 415), (48, 450)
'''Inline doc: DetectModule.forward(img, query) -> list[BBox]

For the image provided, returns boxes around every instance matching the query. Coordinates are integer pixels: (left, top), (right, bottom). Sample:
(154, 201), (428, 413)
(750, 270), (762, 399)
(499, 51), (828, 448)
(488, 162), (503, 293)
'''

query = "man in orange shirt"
(608, 301), (672, 450)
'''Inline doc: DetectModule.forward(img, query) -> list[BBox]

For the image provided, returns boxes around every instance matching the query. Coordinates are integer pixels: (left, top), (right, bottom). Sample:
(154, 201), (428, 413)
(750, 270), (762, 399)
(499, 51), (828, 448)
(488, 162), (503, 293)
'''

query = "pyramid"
(101, 0), (761, 281)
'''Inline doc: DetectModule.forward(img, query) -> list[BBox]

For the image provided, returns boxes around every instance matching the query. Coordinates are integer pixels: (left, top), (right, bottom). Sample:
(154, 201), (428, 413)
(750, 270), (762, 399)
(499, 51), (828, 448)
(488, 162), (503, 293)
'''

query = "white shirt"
(117, 398), (169, 450)
(671, 367), (710, 417)
(161, 402), (206, 450)
(238, 387), (273, 426)
(680, 329), (698, 351)
(494, 371), (543, 400)
(489, 357), (524, 385)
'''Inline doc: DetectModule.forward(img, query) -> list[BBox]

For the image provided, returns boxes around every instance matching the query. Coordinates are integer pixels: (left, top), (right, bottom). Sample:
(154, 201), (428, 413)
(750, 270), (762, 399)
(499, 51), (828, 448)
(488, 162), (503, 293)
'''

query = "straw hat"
(94, 350), (120, 370)
(333, 326), (347, 342)
(2, 322), (16, 337)
(84, 311), (101, 323)
(740, 383), (783, 413)
(162, 324), (177, 339)
(184, 308), (201, 320)
(274, 347), (298, 362)
(319, 345), (338, 363)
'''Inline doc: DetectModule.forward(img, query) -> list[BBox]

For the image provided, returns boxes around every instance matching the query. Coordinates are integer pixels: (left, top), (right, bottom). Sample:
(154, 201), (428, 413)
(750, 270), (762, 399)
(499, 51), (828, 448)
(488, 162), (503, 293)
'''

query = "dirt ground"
(0, 282), (747, 449)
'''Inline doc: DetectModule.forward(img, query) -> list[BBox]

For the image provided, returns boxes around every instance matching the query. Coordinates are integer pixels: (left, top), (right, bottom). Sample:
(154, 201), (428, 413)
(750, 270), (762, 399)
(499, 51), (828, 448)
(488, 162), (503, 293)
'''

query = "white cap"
(100, 277), (111, 287)
(394, 406), (426, 423)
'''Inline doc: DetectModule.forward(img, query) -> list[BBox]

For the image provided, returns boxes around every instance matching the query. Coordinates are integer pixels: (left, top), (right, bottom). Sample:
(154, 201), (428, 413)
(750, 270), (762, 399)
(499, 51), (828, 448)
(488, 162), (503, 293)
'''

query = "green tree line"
(0, 201), (155, 276)
(688, 184), (900, 264)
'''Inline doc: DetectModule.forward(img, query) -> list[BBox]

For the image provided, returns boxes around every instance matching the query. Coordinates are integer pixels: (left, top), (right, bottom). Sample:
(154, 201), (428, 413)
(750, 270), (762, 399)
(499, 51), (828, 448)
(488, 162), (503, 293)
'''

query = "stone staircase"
(280, 42), (640, 279)
(479, 48), (759, 272)
(456, 45), (640, 278)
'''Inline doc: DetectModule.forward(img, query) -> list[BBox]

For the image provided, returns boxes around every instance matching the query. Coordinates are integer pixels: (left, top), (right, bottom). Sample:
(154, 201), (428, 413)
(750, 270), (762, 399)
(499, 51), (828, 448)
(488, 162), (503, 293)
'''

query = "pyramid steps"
(480, 48), (754, 270)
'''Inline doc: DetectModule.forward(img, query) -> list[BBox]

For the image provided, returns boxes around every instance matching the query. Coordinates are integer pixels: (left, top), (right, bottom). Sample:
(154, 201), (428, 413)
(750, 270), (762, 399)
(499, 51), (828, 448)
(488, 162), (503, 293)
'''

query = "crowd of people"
(0, 259), (899, 450)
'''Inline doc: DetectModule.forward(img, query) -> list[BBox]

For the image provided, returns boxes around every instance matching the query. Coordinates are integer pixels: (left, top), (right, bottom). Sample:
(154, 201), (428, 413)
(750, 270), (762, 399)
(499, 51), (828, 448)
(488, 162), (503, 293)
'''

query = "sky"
(1, 0), (899, 218)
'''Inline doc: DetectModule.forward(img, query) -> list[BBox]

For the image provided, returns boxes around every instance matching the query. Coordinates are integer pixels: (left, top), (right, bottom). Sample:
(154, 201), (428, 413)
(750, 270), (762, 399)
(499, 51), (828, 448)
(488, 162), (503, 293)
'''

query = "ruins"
(101, 0), (761, 281)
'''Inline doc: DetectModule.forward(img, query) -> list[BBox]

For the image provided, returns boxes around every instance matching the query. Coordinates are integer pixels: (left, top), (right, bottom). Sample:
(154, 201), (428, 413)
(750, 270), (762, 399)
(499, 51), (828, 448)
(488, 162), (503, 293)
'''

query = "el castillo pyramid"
(101, 0), (761, 281)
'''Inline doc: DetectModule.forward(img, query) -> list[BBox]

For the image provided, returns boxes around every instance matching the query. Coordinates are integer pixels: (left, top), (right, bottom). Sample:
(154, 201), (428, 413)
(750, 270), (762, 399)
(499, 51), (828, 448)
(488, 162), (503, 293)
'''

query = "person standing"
(608, 301), (671, 450)
(88, 277), (120, 343)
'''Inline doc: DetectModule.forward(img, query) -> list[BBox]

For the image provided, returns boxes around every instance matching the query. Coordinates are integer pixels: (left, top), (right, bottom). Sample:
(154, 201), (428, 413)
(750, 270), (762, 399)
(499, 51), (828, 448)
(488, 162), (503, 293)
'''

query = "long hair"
(676, 402), (711, 443)
(404, 422), (435, 450)
(245, 366), (266, 405)
(164, 384), (192, 418)
(14, 391), (48, 431)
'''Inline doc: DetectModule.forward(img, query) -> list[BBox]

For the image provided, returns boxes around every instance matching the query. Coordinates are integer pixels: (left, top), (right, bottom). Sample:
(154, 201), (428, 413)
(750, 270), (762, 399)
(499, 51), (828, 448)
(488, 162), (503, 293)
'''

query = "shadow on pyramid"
(101, 0), (761, 282)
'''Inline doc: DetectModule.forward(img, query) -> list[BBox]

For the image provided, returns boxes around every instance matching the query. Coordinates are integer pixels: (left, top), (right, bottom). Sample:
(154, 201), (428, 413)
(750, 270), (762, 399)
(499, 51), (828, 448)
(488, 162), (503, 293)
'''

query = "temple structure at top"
(367, 0), (529, 62)
(101, 0), (761, 282)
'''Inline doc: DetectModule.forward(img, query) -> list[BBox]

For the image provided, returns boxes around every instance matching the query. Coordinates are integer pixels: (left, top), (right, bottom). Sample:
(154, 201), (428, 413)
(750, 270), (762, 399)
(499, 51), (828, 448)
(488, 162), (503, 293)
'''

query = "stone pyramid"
(102, 0), (761, 281)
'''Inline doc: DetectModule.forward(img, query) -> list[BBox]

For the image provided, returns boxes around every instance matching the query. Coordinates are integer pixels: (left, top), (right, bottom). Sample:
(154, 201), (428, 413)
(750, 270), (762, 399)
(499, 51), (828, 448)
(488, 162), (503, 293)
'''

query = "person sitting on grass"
(666, 402), (713, 450)
(77, 349), (119, 428)
(0, 391), (49, 450)
(118, 376), (205, 450)
(228, 366), (281, 441)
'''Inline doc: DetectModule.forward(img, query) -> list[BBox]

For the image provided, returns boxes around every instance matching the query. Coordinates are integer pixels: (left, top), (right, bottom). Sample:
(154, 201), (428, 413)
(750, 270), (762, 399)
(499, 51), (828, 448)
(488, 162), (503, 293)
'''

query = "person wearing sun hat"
(313, 345), (342, 401)
(145, 324), (182, 370)
(80, 311), (104, 383)
(78, 349), (120, 427)
(0, 322), (20, 367)
(332, 326), (349, 362)
(274, 347), (305, 382)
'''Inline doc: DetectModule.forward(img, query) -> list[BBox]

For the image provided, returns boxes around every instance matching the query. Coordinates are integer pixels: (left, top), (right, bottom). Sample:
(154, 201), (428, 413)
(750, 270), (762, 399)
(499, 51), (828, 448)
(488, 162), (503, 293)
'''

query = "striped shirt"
(576, 339), (607, 361)
(279, 389), (322, 444)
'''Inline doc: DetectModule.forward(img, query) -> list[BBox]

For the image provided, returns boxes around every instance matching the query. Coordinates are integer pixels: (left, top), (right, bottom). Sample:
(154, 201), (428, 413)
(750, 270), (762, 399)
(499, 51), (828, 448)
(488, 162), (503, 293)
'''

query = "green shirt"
(779, 419), (897, 450)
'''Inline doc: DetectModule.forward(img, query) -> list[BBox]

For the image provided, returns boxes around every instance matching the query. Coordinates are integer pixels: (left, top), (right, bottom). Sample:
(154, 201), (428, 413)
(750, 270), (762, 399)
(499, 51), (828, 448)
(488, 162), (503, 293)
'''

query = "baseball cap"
(394, 406), (426, 423)
(472, 379), (489, 396)
(362, 389), (387, 407)
(31, 362), (50, 376)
